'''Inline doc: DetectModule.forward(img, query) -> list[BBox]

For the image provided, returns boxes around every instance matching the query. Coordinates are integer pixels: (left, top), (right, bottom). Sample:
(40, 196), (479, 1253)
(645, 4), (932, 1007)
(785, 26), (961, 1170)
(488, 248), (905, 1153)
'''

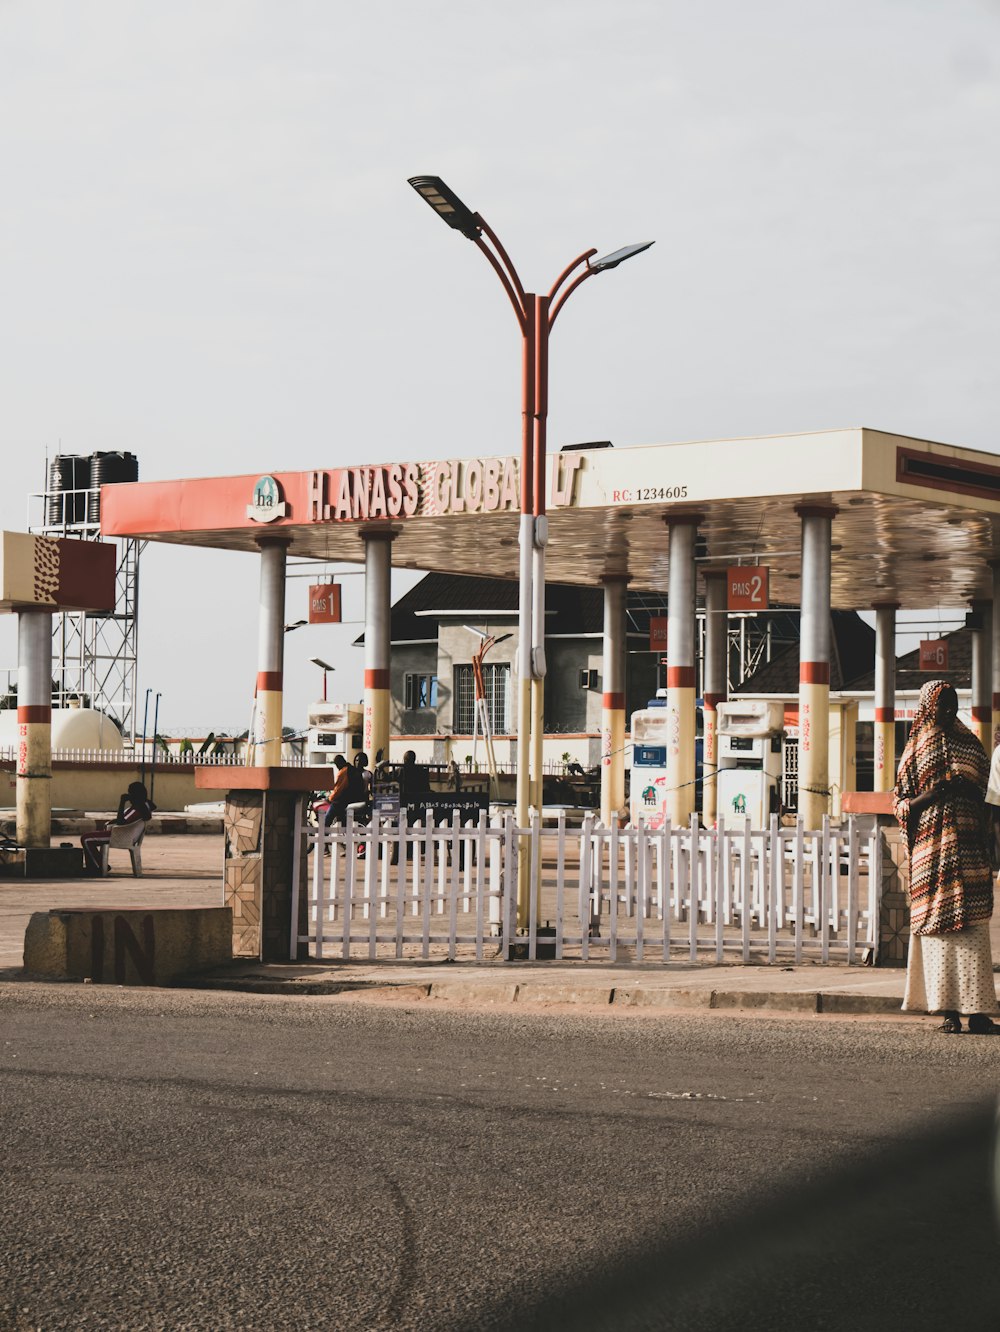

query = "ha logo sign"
(247, 476), (287, 523)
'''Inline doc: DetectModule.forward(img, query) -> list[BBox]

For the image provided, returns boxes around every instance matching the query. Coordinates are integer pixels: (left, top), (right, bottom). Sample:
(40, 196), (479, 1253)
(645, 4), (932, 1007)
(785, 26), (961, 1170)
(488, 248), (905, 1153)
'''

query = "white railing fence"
(293, 811), (881, 967)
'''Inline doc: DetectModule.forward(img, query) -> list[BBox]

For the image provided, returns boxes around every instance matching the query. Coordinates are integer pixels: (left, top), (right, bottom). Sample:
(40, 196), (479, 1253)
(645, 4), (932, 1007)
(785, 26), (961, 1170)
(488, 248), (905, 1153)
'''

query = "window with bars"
(453, 663), (510, 735)
(404, 672), (438, 710)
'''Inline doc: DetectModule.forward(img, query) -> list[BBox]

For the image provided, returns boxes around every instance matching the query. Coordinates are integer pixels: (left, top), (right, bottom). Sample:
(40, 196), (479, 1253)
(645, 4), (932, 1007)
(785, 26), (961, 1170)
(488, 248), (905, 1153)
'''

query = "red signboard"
(727, 566), (769, 611)
(309, 583), (342, 624)
(919, 639), (949, 672)
(649, 616), (669, 652)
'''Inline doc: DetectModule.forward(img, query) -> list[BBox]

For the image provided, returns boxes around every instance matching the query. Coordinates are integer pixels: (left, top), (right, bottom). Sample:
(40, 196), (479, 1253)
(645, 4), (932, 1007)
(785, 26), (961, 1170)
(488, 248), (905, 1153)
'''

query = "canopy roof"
(99, 427), (1000, 610)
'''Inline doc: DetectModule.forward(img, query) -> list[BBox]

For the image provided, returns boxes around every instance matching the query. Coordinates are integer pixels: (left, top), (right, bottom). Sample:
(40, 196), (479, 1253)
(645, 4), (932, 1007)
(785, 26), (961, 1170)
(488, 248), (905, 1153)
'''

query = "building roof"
(382, 573), (628, 642)
(844, 627), (972, 691)
(733, 612), (876, 694)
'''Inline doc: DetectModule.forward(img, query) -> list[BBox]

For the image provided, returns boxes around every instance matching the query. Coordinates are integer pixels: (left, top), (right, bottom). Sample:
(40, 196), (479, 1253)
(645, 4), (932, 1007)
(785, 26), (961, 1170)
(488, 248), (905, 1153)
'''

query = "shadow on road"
(485, 1103), (1000, 1331)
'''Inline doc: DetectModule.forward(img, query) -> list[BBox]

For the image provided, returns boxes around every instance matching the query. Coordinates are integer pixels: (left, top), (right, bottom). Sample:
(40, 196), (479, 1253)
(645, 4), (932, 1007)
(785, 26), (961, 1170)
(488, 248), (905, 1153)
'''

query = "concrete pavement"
(3, 821), (998, 1019)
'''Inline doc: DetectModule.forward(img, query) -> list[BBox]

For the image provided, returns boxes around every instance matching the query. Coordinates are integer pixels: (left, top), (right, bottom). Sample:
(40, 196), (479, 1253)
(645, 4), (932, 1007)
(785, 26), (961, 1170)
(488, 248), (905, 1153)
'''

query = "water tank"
(53, 706), (124, 751)
(45, 455), (90, 526)
(87, 451), (139, 526)
(0, 706), (124, 751)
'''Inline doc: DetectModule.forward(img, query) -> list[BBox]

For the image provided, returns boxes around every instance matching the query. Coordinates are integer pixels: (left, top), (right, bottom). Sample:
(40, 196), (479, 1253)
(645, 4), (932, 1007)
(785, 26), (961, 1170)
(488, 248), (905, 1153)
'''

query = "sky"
(2, 0), (999, 735)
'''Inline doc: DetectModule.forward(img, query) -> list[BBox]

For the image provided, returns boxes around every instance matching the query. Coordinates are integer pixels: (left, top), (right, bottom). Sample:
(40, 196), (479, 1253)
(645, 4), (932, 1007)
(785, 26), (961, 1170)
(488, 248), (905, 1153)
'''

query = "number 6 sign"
(727, 567), (769, 611)
(919, 639), (949, 671)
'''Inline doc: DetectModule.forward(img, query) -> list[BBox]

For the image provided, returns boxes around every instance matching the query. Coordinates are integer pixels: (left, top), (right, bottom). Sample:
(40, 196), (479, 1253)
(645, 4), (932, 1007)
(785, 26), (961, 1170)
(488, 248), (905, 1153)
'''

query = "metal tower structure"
(28, 454), (142, 740)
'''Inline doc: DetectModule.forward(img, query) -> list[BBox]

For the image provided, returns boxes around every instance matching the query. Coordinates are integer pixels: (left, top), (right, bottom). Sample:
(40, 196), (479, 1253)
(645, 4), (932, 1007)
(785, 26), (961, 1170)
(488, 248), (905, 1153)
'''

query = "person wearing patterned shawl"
(893, 679), (999, 1033)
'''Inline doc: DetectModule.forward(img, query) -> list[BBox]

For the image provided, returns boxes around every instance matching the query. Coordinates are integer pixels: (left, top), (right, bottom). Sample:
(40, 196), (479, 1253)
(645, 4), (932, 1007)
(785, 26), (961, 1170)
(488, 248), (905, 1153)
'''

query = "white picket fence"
(292, 810), (882, 966)
(0, 747), (303, 767)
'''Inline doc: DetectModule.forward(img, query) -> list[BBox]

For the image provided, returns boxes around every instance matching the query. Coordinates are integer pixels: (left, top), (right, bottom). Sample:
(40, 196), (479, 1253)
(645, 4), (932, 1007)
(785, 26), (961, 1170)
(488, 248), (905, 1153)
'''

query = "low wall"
(23, 907), (233, 984)
(0, 761), (232, 812)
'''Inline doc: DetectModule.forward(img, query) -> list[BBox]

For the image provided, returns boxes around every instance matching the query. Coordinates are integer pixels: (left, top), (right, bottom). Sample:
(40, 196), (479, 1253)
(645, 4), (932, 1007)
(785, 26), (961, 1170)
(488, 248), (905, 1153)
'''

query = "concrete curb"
(186, 968), (905, 1016)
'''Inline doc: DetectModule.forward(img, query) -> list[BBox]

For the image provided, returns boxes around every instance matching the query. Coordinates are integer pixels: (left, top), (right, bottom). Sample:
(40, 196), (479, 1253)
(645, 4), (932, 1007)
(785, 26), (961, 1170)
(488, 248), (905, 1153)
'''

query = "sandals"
(935, 1013), (999, 1034)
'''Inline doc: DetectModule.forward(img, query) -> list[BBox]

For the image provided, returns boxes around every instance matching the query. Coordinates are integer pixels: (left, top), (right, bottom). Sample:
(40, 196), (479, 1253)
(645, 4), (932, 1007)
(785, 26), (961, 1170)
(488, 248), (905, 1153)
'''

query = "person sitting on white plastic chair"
(81, 781), (155, 876)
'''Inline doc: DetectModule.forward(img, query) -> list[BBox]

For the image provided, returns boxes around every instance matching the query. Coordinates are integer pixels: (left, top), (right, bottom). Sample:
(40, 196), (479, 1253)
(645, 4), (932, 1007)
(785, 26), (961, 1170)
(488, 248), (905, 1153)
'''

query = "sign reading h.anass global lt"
(304, 453), (586, 522)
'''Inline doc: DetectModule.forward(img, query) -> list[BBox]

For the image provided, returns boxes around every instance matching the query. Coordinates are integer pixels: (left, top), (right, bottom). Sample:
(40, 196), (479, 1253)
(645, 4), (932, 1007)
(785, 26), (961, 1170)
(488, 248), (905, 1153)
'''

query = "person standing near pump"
(893, 680), (999, 1034)
(354, 751), (373, 799)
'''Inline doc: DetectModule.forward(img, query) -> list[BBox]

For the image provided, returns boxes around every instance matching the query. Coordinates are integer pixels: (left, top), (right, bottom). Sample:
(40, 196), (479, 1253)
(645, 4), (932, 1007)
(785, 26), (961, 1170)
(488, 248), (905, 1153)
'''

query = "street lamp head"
(589, 241), (654, 273)
(407, 175), (481, 241)
(283, 620), (307, 633)
(311, 658), (335, 672)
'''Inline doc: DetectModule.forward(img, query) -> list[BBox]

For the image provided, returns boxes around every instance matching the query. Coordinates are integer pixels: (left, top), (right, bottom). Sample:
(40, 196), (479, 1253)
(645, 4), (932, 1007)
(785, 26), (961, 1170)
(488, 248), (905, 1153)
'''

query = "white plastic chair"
(99, 820), (147, 876)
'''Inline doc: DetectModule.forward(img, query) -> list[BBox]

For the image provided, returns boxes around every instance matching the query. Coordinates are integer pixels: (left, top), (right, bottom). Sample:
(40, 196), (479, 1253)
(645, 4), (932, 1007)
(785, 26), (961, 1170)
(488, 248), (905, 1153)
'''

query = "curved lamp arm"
(548, 248), (598, 303)
(549, 265), (596, 329)
(475, 215), (529, 335)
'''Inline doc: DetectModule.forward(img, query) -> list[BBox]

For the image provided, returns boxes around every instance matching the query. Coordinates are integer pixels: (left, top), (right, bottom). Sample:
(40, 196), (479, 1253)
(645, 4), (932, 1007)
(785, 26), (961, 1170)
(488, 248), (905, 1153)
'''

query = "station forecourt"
(99, 424), (1000, 835)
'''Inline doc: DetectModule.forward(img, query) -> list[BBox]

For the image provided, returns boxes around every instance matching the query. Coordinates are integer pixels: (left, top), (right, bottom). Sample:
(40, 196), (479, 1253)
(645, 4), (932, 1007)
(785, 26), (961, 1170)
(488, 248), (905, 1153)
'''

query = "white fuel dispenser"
(716, 699), (784, 828)
(629, 698), (670, 828)
(307, 702), (364, 766)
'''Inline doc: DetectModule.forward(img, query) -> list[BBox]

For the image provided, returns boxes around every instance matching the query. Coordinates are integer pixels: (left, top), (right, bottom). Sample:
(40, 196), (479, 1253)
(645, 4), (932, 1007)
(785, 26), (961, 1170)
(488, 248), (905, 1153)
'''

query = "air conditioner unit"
(578, 669), (598, 690)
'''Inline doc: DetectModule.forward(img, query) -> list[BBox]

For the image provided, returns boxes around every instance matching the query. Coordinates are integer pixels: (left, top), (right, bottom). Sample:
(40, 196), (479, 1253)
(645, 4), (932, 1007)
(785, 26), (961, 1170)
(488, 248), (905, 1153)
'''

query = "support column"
(702, 571), (728, 827)
(872, 602), (898, 792)
(666, 516), (701, 827)
(254, 539), (288, 768)
(16, 609), (53, 848)
(600, 577), (628, 825)
(992, 562), (1000, 750)
(797, 504), (836, 830)
(970, 599), (992, 752)
(363, 531), (394, 764)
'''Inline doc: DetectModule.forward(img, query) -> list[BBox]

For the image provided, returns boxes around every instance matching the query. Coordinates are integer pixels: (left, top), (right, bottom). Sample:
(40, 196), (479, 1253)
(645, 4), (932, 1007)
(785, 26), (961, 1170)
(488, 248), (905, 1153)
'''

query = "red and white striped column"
(16, 609), (53, 848)
(872, 601), (898, 792)
(254, 538), (288, 768)
(363, 531), (393, 764)
(600, 576), (628, 825)
(702, 571), (728, 826)
(666, 515), (701, 827)
(970, 599), (992, 752)
(797, 504), (836, 829)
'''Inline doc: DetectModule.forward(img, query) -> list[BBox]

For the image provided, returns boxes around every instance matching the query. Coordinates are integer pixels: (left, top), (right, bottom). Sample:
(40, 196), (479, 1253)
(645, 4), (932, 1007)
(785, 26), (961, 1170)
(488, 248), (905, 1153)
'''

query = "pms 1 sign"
(309, 584), (342, 624)
(919, 639), (949, 672)
(727, 567), (769, 611)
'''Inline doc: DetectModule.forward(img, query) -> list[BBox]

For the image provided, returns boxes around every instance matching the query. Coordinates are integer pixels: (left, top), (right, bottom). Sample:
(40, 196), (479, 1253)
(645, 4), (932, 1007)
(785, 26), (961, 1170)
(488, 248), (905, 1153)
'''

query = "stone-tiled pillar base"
(224, 789), (308, 961)
(877, 826), (910, 967)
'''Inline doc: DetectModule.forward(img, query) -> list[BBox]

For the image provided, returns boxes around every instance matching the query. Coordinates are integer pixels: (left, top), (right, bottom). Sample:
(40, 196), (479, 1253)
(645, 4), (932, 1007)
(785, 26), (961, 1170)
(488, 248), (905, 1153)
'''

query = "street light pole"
(408, 176), (652, 926)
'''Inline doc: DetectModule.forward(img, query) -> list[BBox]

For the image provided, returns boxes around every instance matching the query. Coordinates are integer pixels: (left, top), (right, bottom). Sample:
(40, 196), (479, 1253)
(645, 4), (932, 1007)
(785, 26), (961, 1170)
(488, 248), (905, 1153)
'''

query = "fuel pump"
(716, 699), (783, 828)
(307, 702), (364, 767)
(630, 697), (669, 828)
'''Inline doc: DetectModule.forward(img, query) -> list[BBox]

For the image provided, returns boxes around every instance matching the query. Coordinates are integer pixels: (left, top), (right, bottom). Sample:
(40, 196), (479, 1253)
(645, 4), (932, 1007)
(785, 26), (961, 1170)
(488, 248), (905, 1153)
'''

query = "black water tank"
(87, 451), (139, 525)
(46, 455), (91, 525)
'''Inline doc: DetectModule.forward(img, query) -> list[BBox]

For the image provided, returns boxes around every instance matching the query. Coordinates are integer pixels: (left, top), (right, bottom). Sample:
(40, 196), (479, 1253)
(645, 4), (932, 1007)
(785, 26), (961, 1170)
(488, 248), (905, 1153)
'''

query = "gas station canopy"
(100, 428), (1000, 610)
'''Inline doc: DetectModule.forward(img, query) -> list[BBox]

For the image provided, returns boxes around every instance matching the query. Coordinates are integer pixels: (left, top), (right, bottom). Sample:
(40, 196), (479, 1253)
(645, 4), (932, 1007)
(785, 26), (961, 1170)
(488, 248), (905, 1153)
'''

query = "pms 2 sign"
(727, 566), (769, 611)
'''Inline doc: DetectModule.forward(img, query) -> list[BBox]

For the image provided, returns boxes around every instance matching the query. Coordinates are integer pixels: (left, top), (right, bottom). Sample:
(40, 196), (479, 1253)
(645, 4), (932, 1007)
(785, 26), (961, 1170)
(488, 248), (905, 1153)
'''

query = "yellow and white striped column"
(254, 538), (288, 768)
(970, 599), (992, 752)
(16, 609), (53, 848)
(600, 576), (628, 825)
(797, 504), (836, 830)
(363, 531), (393, 765)
(666, 516), (701, 827)
(872, 601), (898, 792)
(702, 571), (727, 826)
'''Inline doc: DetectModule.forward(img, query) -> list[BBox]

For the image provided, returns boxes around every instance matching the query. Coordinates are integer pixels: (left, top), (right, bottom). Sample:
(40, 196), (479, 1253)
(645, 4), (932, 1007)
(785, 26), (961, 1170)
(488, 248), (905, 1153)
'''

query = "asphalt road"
(1, 985), (998, 1331)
